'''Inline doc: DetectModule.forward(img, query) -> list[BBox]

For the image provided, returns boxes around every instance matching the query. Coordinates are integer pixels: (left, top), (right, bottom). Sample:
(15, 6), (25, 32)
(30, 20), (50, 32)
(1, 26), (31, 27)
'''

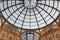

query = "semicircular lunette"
(0, 0), (60, 29)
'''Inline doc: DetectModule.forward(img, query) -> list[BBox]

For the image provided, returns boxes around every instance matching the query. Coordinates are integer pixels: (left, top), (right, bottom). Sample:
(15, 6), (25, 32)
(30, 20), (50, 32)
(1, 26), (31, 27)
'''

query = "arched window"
(22, 32), (39, 40)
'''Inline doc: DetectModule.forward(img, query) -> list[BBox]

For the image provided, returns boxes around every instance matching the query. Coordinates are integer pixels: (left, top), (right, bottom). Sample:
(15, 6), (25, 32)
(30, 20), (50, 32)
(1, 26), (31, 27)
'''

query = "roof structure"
(0, 0), (60, 30)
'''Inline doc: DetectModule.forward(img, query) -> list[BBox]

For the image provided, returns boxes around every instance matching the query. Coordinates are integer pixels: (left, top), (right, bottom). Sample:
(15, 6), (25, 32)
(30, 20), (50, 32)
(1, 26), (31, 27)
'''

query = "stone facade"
(40, 27), (60, 40)
(0, 25), (22, 40)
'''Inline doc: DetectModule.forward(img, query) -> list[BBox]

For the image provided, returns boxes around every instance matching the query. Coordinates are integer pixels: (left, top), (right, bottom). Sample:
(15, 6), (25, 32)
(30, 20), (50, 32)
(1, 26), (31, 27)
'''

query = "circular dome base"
(24, 0), (37, 8)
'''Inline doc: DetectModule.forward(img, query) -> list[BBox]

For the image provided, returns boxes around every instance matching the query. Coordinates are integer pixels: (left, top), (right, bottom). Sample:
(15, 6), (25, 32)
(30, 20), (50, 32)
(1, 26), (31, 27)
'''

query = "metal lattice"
(22, 31), (39, 40)
(0, 0), (60, 29)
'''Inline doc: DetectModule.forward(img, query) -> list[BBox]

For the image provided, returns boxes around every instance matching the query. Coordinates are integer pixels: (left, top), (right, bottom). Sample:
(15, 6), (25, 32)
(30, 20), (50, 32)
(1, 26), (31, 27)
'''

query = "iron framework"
(0, 0), (60, 30)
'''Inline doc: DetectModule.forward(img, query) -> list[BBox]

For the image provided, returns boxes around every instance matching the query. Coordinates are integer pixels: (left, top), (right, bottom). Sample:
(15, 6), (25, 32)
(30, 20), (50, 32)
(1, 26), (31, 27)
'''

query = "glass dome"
(0, 0), (60, 29)
(22, 32), (39, 40)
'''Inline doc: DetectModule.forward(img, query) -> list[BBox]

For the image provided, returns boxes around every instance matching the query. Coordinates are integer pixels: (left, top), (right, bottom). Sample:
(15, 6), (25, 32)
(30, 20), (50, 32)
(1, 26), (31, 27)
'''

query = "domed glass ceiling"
(0, 0), (60, 29)
(22, 32), (39, 40)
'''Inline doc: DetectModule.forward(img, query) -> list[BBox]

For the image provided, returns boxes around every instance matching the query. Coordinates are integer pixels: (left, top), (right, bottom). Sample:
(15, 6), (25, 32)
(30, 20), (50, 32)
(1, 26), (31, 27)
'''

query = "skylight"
(0, 0), (60, 29)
